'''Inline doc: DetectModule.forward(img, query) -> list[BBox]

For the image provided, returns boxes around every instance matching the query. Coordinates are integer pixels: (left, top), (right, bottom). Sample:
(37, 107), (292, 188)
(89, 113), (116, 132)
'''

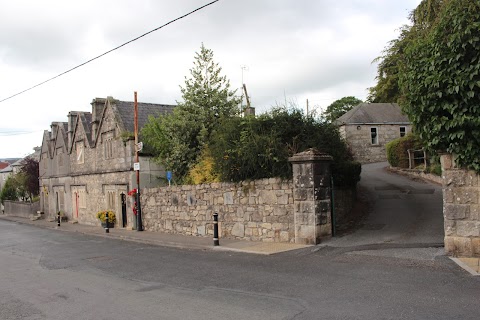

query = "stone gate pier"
(289, 148), (333, 245)
(441, 153), (480, 258)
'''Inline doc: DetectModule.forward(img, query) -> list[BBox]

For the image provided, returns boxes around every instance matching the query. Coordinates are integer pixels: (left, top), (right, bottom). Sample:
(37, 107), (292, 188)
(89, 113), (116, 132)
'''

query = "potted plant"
(96, 210), (116, 228)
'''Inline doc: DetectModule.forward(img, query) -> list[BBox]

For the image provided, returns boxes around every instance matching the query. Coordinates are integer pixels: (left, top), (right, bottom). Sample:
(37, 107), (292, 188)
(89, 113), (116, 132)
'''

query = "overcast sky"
(0, 0), (420, 159)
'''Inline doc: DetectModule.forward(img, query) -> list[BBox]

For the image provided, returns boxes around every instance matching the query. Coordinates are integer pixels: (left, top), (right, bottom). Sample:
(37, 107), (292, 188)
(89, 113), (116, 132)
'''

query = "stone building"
(39, 97), (174, 228)
(335, 103), (412, 163)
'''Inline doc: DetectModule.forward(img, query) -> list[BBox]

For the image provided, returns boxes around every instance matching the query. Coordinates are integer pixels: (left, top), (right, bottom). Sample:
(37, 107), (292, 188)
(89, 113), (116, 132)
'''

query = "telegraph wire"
(0, 0), (220, 104)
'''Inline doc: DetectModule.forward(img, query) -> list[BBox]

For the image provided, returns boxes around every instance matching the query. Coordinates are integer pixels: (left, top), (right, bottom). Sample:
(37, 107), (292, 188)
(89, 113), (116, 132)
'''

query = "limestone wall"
(141, 178), (295, 243)
(3, 200), (40, 218)
(342, 124), (412, 163)
(441, 154), (480, 257)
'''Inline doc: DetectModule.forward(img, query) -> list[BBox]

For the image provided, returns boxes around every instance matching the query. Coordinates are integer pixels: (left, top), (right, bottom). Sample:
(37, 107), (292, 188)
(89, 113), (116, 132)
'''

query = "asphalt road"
(328, 162), (444, 248)
(1, 218), (479, 320)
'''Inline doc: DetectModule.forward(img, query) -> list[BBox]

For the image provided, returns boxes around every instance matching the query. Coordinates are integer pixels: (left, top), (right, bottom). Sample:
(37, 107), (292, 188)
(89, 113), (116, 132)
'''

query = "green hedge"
(209, 108), (361, 187)
(386, 134), (421, 168)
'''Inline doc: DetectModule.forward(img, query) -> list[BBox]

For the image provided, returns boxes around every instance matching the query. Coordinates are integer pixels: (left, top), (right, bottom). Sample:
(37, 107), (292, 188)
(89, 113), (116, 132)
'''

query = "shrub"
(386, 133), (421, 168)
(209, 107), (360, 187)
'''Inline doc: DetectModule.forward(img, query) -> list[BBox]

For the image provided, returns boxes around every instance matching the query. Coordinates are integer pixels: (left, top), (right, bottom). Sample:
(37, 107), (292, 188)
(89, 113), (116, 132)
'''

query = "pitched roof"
(0, 165), (12, 173)
(335, 103), (410, 125)
(0, 162), (9, 170)
(114, 100), (175, 133)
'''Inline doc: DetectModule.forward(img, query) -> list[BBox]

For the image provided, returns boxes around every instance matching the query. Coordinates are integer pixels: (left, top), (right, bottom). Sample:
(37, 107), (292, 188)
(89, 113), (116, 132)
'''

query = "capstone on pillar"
(289, 148), (333, 245)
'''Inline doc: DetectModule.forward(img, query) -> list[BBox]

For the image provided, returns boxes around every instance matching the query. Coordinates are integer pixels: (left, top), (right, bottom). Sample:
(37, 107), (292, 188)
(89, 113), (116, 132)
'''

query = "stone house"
(335, 103), (411, 163)
(39, 97), (174, 228)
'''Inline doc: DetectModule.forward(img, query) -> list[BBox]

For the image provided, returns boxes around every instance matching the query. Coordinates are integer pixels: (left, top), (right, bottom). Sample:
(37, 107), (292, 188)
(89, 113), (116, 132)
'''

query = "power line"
(0, 0), (220, 104)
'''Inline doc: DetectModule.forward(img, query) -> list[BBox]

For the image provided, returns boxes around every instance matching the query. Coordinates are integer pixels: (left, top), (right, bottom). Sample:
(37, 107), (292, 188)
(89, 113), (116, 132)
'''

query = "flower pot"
(101, 222), (114, 228)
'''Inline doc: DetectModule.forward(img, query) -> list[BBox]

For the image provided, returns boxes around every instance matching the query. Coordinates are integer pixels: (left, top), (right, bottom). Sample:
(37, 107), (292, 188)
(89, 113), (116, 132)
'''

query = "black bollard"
(105, 212), (109, 233)
(57, 212), (60, 227)
(213, 212), (219, 246)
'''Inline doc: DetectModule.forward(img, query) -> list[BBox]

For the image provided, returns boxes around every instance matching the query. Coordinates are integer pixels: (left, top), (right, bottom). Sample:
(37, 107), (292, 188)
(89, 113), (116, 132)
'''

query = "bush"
(332, 161), (362, 187)
(209, 107), (360, 187)
(386, 133), (421, 168)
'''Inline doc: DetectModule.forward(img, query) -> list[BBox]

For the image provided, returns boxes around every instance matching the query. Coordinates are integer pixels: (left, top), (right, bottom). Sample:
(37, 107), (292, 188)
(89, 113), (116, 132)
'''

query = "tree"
(0, 176), (18, 204)
(18, 156), (39, 201)
(142, 44), (240, 182)
(323, 96), (363, 122)
(367, 0), (444, 103)
(400, 0), (480, 170)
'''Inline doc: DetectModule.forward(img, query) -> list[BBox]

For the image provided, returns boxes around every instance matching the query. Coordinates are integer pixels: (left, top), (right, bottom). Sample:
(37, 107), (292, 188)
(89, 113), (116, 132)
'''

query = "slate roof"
(115, 100), (175, 133)
(0, 165), (12, 173)
(335, 103), (410, 125)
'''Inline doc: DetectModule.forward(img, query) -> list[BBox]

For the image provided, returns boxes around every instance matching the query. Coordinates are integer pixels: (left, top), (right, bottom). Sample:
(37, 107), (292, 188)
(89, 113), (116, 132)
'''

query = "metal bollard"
(213, 212), (219, 246)
(105, 212), (109, 233)
(57, 212), (60, 227)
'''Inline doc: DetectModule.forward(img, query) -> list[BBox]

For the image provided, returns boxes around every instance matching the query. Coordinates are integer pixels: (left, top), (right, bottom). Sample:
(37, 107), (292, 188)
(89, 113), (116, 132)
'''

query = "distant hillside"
(0, 158), (20, 164)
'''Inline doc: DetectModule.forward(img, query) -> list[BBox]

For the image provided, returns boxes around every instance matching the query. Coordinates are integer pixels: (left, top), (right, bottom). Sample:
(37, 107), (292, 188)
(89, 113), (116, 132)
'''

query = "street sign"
(136, 142), (143, 152)
(134, 162), (140, 171)
(166, 171), (172, 181)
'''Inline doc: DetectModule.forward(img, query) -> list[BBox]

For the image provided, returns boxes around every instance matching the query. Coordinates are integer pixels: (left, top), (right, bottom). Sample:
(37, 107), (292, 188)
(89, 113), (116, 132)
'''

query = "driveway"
(328, 162), (444, 248)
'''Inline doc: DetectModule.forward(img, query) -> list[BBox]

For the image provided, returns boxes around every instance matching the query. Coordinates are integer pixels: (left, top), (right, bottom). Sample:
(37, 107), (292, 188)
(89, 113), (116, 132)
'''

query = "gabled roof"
(0, 162), (9, 170)
(0, 165), (12, 173)
(335, 103), (410, 125)
(114, 100), (175, 133)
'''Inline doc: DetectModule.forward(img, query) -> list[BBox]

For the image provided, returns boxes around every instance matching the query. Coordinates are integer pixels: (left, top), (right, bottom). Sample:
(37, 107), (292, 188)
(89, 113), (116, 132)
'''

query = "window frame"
(370, 127), (379, 145)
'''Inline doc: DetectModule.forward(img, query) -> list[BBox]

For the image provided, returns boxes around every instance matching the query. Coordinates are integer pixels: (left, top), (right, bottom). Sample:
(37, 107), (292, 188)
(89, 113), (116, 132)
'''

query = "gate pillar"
(289, 148), (333, 245)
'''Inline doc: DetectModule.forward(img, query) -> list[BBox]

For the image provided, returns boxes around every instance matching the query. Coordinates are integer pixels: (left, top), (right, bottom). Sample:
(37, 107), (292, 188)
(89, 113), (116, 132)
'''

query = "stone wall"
(441, 154), (480, 258)
(3, 200), (40, 218)
(341, 124), (412, 164)
(141, 178), (295, 242)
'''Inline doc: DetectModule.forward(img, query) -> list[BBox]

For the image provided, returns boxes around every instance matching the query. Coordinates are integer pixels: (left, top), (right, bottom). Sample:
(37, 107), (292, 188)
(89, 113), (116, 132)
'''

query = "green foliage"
(386, 134), (422, 168)
(0, 176), (18, 204)
(142, 44), (240, 181)
(400, 0), (480, 171)
(368, 0), (444, 103)
(323, 96), (363, 122)
(209, 107), (360, 187)
(331, 161), (362, 188)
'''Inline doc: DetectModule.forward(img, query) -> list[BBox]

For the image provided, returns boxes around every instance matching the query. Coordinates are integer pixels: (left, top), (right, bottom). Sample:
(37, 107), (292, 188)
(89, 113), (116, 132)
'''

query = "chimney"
(91, 97), (107, 139)
(67, 112), (78, 149)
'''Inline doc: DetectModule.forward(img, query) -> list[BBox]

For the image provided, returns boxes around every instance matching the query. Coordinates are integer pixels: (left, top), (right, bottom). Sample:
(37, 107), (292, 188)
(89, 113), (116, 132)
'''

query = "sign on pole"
(134, 162), (140, 171)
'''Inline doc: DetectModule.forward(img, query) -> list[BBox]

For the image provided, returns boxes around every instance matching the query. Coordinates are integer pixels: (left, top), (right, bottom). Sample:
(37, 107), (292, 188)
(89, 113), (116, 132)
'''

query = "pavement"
(0, 214), (311, 255)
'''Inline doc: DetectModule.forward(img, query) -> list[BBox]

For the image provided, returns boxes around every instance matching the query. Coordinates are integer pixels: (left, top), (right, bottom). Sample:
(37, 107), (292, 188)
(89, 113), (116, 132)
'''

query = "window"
(76, 142), (84, 164)
(104, 138), (114, 159)
(400, 126), (406, 137)
(370, 127), (378, 145)
(107, 190), (116, 210)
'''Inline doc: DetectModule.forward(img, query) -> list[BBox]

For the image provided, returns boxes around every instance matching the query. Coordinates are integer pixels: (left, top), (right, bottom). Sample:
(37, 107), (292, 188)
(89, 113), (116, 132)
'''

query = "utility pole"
(306, 99), (309, 116)
(134, 92), (143, 231)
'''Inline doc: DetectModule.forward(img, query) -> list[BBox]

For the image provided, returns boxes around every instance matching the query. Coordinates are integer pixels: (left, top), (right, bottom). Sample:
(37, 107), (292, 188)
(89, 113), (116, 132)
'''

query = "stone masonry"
(289, 148), (333, 244)
(141, 178), (295, 243)
(441, 153), (480, 258)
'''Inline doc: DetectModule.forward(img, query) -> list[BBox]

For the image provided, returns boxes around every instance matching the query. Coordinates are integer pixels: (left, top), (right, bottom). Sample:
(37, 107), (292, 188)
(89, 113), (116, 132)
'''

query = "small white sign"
(136, 142), (143, 152)
(134, 162), (140, 171)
